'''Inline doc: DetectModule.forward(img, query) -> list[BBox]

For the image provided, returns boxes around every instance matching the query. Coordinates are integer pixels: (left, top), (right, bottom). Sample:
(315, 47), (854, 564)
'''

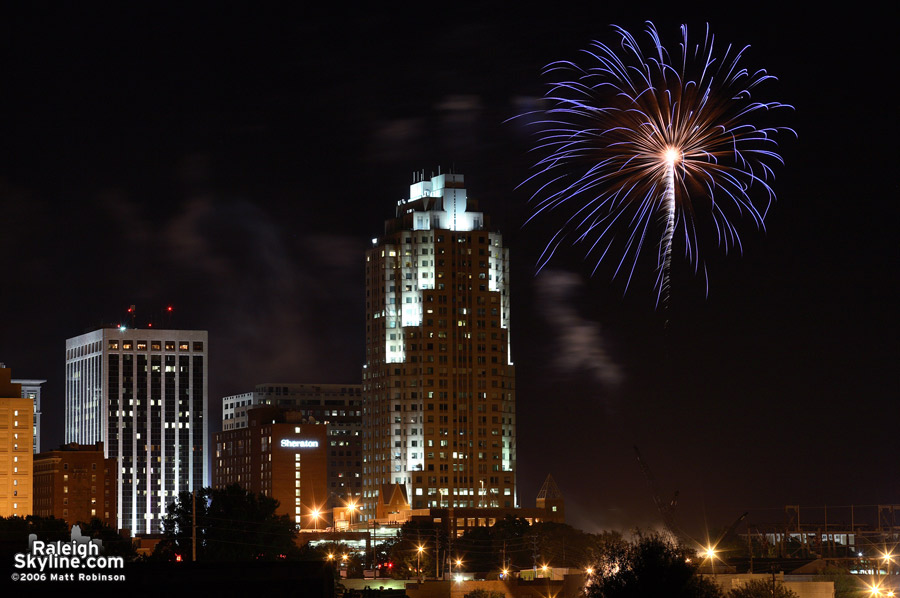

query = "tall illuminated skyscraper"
(362, 171), (516, 518)
(65, 328), (208, 534)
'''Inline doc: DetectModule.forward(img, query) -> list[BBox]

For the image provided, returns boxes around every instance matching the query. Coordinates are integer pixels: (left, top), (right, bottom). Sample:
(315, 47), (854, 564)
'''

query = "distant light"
(371, 238), (378, 245)
(455, 575), (463, 583)
(148, 323), (153, 327)
(167, 306), (173, 312)
(119, 325), (126, 332)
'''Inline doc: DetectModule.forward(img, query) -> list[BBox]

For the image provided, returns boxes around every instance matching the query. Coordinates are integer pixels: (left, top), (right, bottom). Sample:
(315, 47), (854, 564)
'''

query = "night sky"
(1, 5), (896, 539)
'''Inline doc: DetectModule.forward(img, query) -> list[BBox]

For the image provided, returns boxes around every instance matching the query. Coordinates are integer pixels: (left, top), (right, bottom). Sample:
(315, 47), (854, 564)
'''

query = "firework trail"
(520, 22), (794, 309)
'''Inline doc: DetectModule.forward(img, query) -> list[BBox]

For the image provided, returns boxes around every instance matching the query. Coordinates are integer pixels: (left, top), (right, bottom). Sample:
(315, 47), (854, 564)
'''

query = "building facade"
(362, 172), (516, 518)
(15, 379), (44, 454)
(33, 442), (117, 529)
(0, 363), (44, 453)
(222, 383), (362, 507)
(0, 366), (33, 517)
(214, 407), (328, 528)
(65, 327), (208, 534)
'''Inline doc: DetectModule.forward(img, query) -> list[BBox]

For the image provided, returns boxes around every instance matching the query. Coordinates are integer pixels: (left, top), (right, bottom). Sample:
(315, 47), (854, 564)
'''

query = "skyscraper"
(362, 172), (516, 518)
(65, 328), (208, 534)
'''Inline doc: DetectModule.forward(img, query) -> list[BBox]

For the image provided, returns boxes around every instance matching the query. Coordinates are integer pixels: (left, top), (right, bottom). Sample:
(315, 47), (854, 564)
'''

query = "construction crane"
(634, 445), (681, 540)
(634, 445), (749, 555)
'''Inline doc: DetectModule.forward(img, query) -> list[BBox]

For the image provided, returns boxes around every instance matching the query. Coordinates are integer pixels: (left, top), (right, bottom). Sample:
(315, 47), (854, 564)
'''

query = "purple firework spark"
(521, 22), (795, 307)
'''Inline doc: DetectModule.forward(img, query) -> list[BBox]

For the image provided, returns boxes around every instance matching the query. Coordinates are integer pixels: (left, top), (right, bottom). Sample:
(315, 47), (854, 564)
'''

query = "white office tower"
(65, 328), (208, 535)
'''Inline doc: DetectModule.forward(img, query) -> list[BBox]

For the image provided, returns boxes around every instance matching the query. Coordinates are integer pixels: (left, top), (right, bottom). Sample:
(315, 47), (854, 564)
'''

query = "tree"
(385, 519), (447, 578)
(727, 579), (798, 598)
(820, 565), (858, 598)
(73, 517), (137, 560)
(585, 531), (723, 598)
(154, 484), (299, 561)
(464, 590), (505, 598)
(0, 515), (69, 562)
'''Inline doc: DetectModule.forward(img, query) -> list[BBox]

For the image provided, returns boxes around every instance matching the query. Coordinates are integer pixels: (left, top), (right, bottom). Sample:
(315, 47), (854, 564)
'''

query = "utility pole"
(192, 488), (197, 562)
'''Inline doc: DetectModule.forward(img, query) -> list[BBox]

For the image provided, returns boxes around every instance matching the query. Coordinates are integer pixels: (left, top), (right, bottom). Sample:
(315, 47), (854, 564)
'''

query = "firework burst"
(521, 22), (794, 307)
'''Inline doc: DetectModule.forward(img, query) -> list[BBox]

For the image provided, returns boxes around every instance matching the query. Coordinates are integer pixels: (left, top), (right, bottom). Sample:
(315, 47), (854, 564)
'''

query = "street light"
(310, 508), (321, 531)
(703, 546), (718, 580)
(417, 545), (425, 583)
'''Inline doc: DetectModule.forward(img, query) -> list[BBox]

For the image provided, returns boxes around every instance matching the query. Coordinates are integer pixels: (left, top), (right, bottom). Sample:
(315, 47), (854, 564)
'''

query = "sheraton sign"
(280, 438), (319, 449)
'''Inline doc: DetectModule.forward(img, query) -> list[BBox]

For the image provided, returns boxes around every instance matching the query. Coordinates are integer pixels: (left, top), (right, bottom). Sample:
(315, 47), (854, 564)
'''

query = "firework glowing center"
(521, 22), (794, 307)
(663, 148), (680, 166)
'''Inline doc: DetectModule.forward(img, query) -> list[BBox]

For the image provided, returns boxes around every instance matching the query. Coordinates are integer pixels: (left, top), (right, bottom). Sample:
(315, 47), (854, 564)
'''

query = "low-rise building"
(33, 441), (117, 529)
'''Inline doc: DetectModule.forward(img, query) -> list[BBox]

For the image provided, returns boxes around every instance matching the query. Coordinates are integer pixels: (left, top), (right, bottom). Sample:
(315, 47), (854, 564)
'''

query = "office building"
(0, 363), (44, 453)
(214, 407), (328, 528)
(0, 366), (33, 517)
(362, 171), (516, 518)
(33, 441), (117, 529)
(65, 327), (208, 534)
(222, 383), (362, 507)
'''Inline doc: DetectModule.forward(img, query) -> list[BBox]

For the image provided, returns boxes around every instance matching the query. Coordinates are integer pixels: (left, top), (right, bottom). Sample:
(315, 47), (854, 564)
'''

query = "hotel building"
(222, 383), (362, 508)
(362, 171), (516, 518)
(65, 327), (208, 534)
(214, 407), (328, 528)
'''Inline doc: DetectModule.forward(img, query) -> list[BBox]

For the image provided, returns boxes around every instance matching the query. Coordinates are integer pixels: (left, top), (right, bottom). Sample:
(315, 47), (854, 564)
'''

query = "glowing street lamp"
(310, 508), (321, 531)
(346, 499), (358, 527)
(703, 546), (718, 580)
(417, 545), (426, 583)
